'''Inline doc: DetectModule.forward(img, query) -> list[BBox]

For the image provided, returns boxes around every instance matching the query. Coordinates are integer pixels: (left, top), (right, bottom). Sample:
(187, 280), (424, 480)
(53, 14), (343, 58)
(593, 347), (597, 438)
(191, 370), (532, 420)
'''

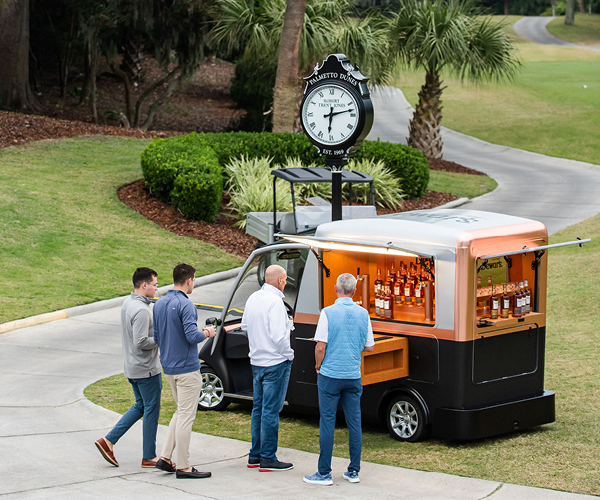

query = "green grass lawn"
(547, 13), (600, 46)
(390, 16), (600, 166)
(0, 136), (242, 324)
(428, 170), (497, 199)
(86, 211), (600, 495)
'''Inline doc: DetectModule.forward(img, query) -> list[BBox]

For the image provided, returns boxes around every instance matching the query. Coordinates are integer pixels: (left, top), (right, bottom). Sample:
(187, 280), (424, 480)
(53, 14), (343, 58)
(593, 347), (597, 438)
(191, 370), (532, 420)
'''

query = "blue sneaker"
(303, 471), (333, 485)
(343, 470), (360, 483)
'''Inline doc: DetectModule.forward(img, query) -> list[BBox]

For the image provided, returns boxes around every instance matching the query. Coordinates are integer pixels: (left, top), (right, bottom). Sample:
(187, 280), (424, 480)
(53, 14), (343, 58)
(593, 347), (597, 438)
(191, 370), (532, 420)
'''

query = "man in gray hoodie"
(95, 267), (164, 469)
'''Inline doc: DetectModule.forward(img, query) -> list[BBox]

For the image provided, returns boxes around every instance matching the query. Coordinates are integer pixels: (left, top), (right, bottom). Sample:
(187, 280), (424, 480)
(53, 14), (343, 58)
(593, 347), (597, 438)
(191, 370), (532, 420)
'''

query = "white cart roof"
(313, 209), (546, 254)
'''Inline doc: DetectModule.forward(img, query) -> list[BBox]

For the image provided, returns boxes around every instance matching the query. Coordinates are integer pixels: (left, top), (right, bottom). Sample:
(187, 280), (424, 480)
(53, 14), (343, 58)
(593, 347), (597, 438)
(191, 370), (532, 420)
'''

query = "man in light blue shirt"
(303, 273), (374, 486)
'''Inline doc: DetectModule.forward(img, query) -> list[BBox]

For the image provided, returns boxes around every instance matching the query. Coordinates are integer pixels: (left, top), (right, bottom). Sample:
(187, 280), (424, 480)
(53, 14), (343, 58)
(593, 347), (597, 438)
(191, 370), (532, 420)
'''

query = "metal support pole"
(332, 171), (342, 221)
(326, 156), (347, 222)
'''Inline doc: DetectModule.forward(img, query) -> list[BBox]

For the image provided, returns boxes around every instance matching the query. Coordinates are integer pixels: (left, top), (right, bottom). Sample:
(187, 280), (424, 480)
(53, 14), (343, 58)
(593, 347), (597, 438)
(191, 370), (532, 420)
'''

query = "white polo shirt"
(241, 283), (294, 367)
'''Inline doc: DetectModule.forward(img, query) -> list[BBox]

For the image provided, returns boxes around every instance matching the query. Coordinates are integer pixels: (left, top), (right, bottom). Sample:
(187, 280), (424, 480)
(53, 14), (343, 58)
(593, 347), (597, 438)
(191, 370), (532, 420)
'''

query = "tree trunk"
(565, 0), (575, 25)
(579, 0), (585, 13)
(551, 0), (556, 17)
(407, 71), (444, 160)
(272, 0), (308, 134)
(504, 0), (509, 16)
(0, 0), (37, 110)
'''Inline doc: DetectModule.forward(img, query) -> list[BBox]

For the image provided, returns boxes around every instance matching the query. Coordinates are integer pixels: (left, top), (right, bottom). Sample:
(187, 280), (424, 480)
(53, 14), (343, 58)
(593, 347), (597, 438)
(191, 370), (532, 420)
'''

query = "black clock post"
(300, 54), (374, 221)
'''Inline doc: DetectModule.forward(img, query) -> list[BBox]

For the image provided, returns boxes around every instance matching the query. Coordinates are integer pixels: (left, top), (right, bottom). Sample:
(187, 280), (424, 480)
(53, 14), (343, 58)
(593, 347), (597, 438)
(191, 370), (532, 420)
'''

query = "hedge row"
(140, 132), (429, 222)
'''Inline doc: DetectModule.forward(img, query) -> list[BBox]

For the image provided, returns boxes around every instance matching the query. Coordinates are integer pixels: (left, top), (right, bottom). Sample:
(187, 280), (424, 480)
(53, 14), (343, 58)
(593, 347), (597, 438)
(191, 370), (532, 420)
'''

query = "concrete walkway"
(366, 86), (600, 235)
(513, 16), (600, 50)
(1, 276), (598, 500)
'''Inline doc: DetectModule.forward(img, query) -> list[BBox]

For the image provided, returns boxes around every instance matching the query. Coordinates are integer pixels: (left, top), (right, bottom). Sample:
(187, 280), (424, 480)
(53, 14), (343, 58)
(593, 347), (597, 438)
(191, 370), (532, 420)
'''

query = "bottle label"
(492, 298), (498, 309)
(394, 284), (401, 295)
(503, 298), (510, 309)
(384, 301), (390, 310)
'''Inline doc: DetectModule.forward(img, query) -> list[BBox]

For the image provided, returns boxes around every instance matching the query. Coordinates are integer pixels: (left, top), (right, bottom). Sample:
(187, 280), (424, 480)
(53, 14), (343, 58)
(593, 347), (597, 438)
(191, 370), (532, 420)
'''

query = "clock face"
(302, 83), (360, 146)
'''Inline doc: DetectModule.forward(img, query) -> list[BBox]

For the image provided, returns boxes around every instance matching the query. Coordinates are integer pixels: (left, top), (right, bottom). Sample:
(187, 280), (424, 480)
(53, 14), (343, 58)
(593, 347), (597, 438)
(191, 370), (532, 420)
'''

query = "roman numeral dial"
(301, 83), (360, 146)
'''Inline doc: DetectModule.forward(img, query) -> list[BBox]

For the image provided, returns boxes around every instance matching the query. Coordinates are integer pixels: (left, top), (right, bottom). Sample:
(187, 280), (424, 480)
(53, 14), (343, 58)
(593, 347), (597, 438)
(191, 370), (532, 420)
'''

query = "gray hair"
(336, 273), (357, 295)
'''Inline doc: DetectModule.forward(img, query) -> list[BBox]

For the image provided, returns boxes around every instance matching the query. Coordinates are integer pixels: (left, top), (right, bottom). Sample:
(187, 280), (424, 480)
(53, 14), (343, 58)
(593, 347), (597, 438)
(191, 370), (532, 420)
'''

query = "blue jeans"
(249, 360), (292, 462)
(317, 374), (363, 475)
(105, 373), (162, 460)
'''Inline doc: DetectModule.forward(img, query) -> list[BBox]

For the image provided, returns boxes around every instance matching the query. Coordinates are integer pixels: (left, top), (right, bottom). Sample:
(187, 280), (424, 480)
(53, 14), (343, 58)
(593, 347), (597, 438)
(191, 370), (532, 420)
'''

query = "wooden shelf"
(361, 336), (409, 386)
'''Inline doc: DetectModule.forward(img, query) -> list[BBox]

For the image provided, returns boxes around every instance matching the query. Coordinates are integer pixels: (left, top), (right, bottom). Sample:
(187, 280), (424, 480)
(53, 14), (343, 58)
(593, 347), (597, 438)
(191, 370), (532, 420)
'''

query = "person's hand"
(203, 325), (217, 338)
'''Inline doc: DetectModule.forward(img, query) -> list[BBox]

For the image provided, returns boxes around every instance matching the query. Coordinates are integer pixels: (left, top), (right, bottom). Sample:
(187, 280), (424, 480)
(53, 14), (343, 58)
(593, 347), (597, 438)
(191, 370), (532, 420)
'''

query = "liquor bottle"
(393, 271), (403, 305)
(524, 279), (531, 313)
(383, 283), (394, 319)
(374, 268), (383, 297)
(375, 287), (381, 317)
(414, 277), (424, 307)
(490, 284), (499, 319)
(501, 283), (510, 318)
(386, 270), (395, 297)
(513, 282), (522, 318)
(355, 268), (362, 306)
(404, 275), (414, 306)
(390, 262), (397, 281)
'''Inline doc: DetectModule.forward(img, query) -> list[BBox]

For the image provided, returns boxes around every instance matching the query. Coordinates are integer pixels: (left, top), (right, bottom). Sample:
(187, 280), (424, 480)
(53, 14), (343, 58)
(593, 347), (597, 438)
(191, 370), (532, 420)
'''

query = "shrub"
(354, 140), (429, 199)
(141, 132), (430, 224)
(140, 134), (222, 222)
(346, 158), (403, 208)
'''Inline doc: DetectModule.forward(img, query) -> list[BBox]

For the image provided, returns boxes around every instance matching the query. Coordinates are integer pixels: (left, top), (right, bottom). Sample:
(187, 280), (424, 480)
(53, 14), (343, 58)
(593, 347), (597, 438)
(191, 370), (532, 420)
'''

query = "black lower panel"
(433, 390), (555, 440)
(473, 326), (539, 383)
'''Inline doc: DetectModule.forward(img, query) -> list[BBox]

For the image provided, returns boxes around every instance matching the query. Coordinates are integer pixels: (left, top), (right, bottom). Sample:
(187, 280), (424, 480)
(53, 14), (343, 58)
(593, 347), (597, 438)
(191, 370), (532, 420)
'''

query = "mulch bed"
(2, 101), (483, 259)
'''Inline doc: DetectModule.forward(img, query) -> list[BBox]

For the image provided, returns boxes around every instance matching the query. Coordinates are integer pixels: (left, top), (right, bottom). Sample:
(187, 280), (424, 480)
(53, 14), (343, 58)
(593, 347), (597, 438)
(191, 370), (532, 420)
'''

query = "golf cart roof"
(271, 167), (373, 184)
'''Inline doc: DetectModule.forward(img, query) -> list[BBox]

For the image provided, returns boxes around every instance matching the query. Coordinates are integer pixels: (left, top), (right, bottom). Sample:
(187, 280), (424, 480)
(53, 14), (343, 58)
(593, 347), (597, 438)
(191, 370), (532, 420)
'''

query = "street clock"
(300, 53), (373, 163)
(300, 54), (374, 220)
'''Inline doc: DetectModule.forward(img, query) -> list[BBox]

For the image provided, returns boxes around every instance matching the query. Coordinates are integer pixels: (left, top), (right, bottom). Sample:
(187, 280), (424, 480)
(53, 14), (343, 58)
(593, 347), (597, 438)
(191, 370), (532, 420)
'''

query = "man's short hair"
(132, 267), (157, 289)
(336, 273), (357, 295)
(173, 263), (195, 286)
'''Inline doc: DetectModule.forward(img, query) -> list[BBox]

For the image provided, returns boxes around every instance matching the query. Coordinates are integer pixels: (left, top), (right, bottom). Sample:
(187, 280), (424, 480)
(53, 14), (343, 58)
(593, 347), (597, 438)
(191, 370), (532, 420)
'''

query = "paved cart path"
(513, 16), (600, 50)
(366, 86), (600, 235)
(1, 277), (597, 500)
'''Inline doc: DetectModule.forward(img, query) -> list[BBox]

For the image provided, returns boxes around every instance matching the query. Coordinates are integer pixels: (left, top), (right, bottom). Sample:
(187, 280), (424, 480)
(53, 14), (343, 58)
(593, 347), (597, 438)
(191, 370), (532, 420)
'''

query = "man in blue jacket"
(303, 273), (374, 486)
(154, 263), (216, 479)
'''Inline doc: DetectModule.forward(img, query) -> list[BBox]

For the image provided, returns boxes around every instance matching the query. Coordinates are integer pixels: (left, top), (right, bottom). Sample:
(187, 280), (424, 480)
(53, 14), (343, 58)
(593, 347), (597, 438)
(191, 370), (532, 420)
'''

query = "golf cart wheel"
(198, 367), (229, 411)
(386, 395), (429, 442)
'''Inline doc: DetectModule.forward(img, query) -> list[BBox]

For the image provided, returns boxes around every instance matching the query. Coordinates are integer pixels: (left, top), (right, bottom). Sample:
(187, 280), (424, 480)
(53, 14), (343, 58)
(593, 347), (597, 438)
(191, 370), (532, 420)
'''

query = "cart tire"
(386, 395), (429, 442)
(198, 368), (229, 411)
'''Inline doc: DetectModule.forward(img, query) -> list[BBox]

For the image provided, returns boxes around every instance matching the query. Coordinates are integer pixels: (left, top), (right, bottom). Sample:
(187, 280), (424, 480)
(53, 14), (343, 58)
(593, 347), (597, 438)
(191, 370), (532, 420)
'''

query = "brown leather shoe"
(95, 438), (118, 467)
(142, 458), (159, 468)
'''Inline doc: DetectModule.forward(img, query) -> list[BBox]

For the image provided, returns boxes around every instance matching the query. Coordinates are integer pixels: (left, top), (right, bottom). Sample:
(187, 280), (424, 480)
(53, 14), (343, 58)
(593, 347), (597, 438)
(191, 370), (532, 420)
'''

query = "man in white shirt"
(241, 265), (294, 472)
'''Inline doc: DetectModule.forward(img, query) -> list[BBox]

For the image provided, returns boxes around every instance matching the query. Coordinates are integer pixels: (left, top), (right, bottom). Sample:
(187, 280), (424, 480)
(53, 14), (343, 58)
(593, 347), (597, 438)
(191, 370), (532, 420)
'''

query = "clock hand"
(330, 108), (354, 118)
(325, 107), (334, 133)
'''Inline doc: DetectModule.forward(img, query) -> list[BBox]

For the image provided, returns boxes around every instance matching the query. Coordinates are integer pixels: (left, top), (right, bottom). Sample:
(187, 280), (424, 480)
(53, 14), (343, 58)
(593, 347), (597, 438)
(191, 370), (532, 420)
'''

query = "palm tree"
(210, 0), (391, 132)
(389, 0), (520, 159)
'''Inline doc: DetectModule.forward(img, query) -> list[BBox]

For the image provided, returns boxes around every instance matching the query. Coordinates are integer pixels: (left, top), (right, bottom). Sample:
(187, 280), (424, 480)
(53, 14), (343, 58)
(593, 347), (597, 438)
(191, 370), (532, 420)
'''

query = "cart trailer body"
(199, 209), (586, 441)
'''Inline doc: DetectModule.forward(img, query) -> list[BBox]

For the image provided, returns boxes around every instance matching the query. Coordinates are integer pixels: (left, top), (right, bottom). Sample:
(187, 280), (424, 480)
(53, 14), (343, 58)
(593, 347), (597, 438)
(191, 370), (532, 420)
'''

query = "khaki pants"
(161, 370), (202, 469)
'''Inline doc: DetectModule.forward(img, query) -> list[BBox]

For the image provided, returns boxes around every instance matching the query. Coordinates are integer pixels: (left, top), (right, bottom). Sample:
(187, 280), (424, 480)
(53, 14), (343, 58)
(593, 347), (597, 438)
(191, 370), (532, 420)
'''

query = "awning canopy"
(278, 234), (434, 258)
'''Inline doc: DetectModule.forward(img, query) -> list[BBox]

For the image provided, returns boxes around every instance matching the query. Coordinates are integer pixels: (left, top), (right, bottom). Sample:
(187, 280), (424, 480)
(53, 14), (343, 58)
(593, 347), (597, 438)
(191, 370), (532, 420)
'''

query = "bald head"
(265, 265), (287, 292)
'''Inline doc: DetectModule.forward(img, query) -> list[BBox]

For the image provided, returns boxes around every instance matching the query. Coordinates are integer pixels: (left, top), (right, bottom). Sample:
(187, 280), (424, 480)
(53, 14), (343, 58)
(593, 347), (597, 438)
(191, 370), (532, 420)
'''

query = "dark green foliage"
(140, 134), (222, 222)
(141, 132), (430, 221)
(229, 59), (277, 132)
(354, 141), (430, 199)
(172, 161), (223, 222)
(199, 132), (323, 170)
